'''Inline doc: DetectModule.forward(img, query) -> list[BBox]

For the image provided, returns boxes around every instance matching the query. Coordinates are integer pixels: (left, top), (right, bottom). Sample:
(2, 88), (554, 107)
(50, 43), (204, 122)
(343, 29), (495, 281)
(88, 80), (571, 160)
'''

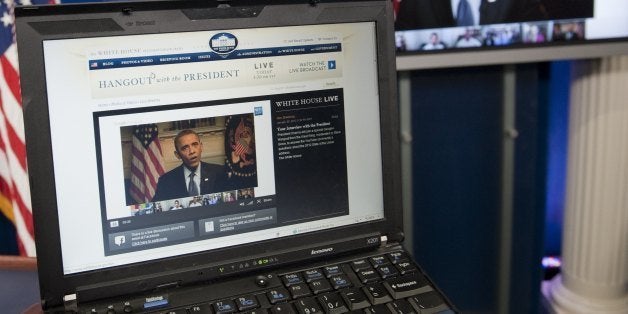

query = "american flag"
(129, 124), (165, 204)
(0, 0), (59, 256)
(391, 0), (400, 19)
(231, 117), (252, 158)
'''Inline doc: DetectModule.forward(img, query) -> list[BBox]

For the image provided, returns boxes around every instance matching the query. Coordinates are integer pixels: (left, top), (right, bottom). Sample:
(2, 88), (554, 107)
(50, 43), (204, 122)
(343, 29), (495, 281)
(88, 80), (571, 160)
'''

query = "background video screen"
(393, 0), (627, 57)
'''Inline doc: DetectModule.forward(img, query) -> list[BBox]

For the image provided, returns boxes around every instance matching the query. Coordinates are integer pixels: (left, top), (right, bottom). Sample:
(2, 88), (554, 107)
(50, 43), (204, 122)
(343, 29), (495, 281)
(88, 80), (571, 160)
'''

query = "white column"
(547, 56), (628, 313)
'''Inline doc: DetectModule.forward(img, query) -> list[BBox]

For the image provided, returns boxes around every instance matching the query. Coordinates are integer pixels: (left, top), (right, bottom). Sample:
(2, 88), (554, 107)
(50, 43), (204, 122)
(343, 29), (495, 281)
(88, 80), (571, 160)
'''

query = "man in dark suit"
(152, 129), (226, 202)
(395, 0), (547, 30)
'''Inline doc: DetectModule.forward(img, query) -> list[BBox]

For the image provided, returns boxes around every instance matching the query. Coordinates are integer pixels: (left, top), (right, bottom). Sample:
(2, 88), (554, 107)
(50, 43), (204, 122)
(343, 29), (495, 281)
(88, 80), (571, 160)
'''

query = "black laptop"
(16, 0), (455, 313)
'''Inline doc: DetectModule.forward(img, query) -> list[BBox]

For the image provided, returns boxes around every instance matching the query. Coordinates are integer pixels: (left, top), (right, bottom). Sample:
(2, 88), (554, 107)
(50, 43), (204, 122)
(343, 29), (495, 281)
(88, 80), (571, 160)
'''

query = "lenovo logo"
(311, 247), (334, 255)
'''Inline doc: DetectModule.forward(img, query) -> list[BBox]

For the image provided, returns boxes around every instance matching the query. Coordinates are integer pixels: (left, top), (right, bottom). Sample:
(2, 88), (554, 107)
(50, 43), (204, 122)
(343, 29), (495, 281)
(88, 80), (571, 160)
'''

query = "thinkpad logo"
(135, 20), (156, 26)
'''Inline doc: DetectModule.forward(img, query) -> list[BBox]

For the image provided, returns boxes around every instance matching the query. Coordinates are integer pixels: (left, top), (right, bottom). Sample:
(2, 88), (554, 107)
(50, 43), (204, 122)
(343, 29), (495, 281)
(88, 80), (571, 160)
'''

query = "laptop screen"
(39, 19), (385, 274)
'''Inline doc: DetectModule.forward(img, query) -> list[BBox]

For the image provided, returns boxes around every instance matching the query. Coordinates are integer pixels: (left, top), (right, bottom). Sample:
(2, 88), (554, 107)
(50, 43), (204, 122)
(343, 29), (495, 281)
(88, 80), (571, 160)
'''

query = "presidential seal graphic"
(225, 114), (256, 179)
(210, 32), (238, 54)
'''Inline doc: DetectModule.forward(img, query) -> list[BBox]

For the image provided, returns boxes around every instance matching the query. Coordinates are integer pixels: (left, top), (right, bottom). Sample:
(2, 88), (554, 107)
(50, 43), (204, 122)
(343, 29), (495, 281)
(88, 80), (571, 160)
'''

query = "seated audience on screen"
(421, 32), (447, 50)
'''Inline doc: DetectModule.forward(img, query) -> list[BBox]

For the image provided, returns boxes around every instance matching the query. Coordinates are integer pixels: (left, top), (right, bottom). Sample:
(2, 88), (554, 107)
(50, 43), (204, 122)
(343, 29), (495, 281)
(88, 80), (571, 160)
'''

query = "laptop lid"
(16, 0), (400, 309)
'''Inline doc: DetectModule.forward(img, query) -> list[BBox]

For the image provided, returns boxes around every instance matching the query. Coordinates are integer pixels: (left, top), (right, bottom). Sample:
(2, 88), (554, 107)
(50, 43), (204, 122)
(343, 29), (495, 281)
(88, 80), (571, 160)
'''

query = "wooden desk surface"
(0, 255), (37, 271)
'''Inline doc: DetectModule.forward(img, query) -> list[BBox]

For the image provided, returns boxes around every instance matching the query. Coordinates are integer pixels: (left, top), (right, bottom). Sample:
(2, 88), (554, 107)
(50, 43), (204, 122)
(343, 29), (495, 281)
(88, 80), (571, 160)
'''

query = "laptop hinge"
(63, 294), (78, 312)
(380, 230), (405, 247)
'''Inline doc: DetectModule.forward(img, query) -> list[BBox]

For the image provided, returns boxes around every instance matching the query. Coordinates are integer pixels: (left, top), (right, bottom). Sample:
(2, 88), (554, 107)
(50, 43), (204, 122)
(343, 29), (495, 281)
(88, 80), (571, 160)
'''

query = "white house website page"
(42, 22), (386, 275)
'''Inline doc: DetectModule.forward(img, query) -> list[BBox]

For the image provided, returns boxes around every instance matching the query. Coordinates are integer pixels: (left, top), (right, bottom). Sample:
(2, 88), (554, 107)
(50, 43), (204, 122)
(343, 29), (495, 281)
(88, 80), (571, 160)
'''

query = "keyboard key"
(408, 291), (446, 310)
(329, 274), (352, 289)
(389, 300), (416, 314)
(267, 288), (291, 304)
(242, 309), (269, 314)
(163, 309), (187, 314)
(357, 268), (380, 284)
(294, 297), (323, 314)
(303, 269), (325, 282)
(283, 273), (305, 286)
(340, 288), (370, 311)
(212, 300), (237, 314)
(271, 303), (297, 314)
(188, 304), (212, 314)
(309, 278), (333, 294)
(235, 295), (259, 311)
(376, 265), (398, 279)
(363, 283), (392, 305)
(394, 262), (417, 275)
(384, 274), (432, 299)
(317, 293), (348, 314)
(365, 304), (392, 314)
(351, 259), (371, 272)
(323, 265), (343, 277)
(387, 252), (410, 264)
(144, 298), (169, 310)
(369, 256), (388, 268)
(289, 283), (313, 299)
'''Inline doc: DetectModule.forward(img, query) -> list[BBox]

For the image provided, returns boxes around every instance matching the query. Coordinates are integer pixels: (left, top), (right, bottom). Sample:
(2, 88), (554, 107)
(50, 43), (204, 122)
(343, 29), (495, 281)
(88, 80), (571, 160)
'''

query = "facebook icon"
(328, 60), (336, 70)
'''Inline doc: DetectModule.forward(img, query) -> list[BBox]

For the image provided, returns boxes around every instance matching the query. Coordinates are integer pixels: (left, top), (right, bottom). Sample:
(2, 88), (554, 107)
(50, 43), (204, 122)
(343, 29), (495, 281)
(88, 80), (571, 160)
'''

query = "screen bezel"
(16, 0), (401, 307)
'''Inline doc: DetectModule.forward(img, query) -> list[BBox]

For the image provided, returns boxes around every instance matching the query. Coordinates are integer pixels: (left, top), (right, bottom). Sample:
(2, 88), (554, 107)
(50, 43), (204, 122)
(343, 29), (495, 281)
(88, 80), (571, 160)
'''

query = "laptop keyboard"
(157, 251), (454, 314)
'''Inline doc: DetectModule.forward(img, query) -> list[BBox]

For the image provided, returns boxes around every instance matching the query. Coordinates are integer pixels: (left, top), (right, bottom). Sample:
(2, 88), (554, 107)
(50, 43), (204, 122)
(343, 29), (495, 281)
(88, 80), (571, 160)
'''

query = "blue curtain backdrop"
(408, 61), (569, 313)
(544, 61), (570, 256)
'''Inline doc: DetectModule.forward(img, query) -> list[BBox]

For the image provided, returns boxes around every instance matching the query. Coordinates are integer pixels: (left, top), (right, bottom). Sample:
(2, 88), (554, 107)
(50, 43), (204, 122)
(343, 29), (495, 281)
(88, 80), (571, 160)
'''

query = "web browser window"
(42, 22), (385, 275)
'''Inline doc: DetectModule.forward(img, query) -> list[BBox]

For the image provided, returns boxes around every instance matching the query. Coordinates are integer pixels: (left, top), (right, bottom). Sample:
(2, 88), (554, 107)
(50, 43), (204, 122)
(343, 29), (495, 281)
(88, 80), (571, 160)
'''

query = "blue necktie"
(456, 0), (474, 26)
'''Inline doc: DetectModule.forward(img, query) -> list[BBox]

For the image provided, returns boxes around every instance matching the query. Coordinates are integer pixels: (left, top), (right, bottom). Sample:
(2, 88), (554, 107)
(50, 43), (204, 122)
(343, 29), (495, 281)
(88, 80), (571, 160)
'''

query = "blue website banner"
(89, 43), (342, 70)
